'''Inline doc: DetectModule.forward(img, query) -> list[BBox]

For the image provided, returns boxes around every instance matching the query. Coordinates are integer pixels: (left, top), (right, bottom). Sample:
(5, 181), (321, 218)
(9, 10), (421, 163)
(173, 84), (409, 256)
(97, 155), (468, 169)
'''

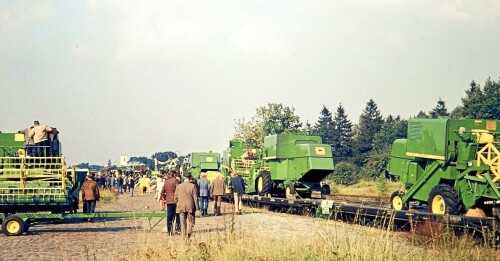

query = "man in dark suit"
(174, 172), (199, 239)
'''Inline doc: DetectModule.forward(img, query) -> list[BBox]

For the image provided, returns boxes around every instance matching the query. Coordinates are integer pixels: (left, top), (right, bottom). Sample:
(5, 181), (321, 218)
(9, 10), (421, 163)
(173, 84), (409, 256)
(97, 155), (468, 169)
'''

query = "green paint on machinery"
(0, 132), (81, 215)
(187, 152), (222, 181)
(222, 134), (335, 198)
(387, 118), (500, 219)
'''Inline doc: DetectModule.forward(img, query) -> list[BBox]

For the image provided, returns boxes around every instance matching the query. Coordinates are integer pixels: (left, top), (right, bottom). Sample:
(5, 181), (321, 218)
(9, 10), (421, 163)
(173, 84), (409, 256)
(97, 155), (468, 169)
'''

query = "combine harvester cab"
(387, 118), (500, 220)
(222, 134), (335, 198)
(0, 132), (80, 223)
(187, 152), (222, 181)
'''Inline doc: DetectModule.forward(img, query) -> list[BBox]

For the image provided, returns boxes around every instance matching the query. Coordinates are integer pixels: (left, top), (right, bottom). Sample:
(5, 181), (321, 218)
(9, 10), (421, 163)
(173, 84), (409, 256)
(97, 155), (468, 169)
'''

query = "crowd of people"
(83, 168), (245, 240)
(93, 172), (137, 196)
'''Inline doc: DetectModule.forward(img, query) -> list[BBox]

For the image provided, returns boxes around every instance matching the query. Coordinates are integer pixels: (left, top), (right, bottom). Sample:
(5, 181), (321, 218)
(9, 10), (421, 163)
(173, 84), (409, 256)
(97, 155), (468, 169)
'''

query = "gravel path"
(0, 190), (390, 261)
(1, 190), (322, 261)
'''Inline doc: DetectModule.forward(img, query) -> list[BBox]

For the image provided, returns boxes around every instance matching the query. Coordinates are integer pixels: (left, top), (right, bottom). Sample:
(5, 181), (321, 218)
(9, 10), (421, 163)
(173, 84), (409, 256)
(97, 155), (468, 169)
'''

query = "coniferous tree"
(332, 104), (354, 162)
(429, 98), (450, 118)
(415, 110), (429, 119)
(372, 115), (407, 151)
(353, 99), (383, 166)
(312, 105), (334, 145)
(460, 78), (500, 119)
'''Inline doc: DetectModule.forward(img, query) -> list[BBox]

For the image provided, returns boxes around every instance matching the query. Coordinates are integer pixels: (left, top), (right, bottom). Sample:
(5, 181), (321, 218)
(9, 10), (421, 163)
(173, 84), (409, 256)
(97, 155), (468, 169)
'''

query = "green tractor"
(222, 134), (335, 198)
(0, 132), (81, 216)
(387, 118), (500, 218)
(187, 152), (223, 181)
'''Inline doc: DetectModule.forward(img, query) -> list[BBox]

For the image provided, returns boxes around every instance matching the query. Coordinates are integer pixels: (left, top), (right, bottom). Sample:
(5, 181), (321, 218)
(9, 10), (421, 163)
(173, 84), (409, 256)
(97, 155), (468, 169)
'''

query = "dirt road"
(0, 190), (334, 261)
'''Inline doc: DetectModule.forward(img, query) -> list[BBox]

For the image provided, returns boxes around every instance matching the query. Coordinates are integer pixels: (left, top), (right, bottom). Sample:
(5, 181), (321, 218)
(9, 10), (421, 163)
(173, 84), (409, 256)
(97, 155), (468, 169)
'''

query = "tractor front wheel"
(428, 184), (463, 215)
(256, 171), (271, 196)
(2, 215), (25, 236)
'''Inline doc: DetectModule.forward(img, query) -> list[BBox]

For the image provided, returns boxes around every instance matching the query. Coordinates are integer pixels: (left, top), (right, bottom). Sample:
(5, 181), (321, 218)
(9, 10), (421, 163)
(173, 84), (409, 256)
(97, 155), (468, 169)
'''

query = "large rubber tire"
(256, 171), (271, 195)
(321, 184), (331, 196)
(2, 215), (25, 236)
(428, 184), (463, 215)
(390, 191), (408, 211)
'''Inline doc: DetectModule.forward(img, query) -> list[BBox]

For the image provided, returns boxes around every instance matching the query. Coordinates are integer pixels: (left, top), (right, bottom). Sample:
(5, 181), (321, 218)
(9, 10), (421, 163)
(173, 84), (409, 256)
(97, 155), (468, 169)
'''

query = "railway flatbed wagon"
(238, 194), (500, 243)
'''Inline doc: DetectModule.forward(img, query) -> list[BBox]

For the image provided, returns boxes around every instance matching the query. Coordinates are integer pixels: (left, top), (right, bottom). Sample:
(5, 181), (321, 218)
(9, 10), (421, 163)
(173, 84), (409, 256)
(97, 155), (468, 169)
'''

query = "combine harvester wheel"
(428, 184), (462, 215)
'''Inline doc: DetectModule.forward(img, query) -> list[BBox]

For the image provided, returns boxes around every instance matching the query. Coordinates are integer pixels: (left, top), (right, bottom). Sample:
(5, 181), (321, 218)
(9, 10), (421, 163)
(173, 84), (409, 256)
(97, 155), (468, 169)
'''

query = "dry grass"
(78, 189), (117, 208)
(129, 211), (499, 261)
(335, 180), (402, 196)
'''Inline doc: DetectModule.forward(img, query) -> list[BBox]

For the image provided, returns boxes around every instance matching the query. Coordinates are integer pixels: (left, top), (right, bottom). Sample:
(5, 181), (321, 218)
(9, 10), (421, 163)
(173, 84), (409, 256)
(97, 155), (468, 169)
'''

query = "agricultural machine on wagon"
(221, 134), (335, 198)
(0, 130), (167, 236)
(387, 118), (500, 219)
(186, 152), (223, 181)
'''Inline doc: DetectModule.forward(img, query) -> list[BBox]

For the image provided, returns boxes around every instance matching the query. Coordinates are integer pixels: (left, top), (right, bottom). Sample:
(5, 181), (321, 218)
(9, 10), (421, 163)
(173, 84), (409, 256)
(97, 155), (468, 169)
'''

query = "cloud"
(228, 21), (289, 56)
(439, 3), (472, 22)
(0, 1), (55, 34)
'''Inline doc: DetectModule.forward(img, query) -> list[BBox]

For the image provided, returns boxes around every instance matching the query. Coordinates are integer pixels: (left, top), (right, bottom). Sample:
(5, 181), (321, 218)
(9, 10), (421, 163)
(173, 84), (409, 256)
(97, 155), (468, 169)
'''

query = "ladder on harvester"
(0, 156), (67, 204)
(230, 159), (255, 178)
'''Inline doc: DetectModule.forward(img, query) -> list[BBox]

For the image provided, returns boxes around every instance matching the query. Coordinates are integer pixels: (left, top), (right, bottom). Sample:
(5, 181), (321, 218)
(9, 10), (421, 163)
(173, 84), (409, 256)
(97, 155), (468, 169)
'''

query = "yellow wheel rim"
(392, 195), (404, 211)
(257, 177), (263, 192)
(6, 221), (20, 234)
(431, 195), (446, 214)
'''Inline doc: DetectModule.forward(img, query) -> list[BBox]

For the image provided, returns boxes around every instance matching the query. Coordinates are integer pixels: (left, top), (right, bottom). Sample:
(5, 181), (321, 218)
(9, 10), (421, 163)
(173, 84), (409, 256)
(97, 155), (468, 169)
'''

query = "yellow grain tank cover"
(472, 130), (494, 144)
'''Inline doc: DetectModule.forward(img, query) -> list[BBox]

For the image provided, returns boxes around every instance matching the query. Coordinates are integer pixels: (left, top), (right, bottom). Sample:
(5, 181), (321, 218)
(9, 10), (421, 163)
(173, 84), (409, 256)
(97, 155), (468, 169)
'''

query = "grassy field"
(131, 211), (499, 261)
(329, 179), (402, 197)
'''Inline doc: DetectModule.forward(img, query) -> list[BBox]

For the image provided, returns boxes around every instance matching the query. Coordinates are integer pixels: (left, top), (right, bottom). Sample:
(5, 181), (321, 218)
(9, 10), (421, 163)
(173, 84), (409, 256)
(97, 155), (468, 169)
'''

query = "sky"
(1, 0), (500, 166)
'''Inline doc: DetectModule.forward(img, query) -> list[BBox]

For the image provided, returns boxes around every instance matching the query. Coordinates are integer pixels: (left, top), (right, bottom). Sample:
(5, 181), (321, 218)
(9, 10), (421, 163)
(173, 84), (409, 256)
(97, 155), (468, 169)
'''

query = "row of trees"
(233, 78), (500, 185)
(77, 151), (178, 171)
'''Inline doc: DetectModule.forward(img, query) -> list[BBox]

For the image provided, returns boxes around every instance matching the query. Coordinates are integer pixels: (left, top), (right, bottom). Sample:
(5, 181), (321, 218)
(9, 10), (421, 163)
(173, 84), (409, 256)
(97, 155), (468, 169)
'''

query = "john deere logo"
(315, 147), (325, 155)
(206, 157), (213, 162)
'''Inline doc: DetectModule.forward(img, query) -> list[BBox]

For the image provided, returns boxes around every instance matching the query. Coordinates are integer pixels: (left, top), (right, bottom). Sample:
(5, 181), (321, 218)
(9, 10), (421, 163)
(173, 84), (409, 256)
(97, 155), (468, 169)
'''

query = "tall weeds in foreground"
(130, 208), (499, 261)
(99, 189), (117, 204)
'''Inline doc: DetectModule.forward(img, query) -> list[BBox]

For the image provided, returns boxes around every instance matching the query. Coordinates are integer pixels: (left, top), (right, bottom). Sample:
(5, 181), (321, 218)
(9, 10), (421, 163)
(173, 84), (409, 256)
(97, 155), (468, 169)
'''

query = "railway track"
(232, 193), (500, 246)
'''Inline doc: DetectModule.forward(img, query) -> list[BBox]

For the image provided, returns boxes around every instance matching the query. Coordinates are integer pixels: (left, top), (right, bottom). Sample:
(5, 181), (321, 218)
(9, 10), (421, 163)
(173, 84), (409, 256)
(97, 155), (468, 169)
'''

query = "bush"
(376, 174), (388, 195)
(359, 149), (390, 180)
(330, 161), (360, 186)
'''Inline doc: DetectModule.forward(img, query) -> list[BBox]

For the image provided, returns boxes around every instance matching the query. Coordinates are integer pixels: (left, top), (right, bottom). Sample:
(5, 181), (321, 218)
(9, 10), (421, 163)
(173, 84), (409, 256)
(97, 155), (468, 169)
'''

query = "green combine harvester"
(0, 132), (82, 215)
(222, 134), (334, 198)
(187, 152), (222, 181)
(0, 130), (168, 236)
(387, 118), (500, 219)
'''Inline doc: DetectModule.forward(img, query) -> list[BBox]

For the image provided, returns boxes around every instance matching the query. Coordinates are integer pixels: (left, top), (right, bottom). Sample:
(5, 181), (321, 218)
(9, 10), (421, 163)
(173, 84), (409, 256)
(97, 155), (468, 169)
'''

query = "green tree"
(358, 148), (391, 180)
(257, 103), (302, 136)
(234, 103), (302, 148)
(152, 151), (178, 162)
(372, 115), (407, 151)
(329, 161), (359, 186)
(429, 98), (450, 118)
(460, 78), (500, 119)
(301, 121), (313, 135)
(129, 156), (154, 170)
(312, 105), (334, 145)
(415, 110), (429, 119)
(234, 115), (265, 149)
(331, 104), (354, 162)
(353, 99), (384, 166)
